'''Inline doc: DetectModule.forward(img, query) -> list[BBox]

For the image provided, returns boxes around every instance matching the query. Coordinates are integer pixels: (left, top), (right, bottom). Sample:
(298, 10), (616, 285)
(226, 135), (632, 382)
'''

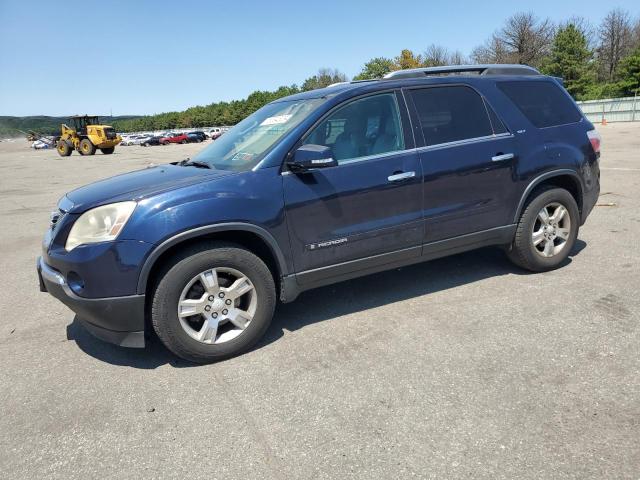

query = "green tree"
(353, 57), (397, 80)
(395, 49), (423, 69)
(302, 68), (348, 91)
(616, 47), (640, 96)
(542, 23), (596, 99)
(112, 84), (302, 132)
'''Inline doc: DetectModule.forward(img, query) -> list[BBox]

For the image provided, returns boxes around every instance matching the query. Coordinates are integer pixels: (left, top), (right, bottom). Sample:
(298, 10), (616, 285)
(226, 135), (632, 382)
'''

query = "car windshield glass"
(192, 98), (325, 171)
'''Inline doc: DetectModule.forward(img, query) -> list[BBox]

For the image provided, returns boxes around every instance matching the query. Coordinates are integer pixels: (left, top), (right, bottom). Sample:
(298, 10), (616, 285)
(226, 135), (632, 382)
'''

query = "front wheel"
(79, 138), (96, 155)
(507, 187), (579, 272)
(100, 147), (115, 154)
(56, 140), (72, 157)
(151, 242), (276, 363)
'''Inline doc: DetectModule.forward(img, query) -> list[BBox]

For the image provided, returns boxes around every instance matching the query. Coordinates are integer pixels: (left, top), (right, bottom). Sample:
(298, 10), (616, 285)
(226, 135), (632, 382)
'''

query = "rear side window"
(498, 80), (582, 128)
(409, 86), (494, 146)
(486, 104), (508, 134)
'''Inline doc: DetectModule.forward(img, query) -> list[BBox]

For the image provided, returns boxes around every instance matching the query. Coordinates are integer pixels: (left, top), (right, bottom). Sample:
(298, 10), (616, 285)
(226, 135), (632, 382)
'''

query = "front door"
(283, 91), (423, 284)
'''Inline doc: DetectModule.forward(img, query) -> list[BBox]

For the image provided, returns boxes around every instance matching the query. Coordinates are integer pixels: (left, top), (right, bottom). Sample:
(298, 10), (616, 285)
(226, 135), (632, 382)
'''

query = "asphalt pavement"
(0, 126), (638, 479)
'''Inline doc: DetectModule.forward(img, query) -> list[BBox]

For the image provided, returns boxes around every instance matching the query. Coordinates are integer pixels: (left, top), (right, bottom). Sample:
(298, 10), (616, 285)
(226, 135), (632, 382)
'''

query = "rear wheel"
(507, 187), (579, 272)
(79, 138), (96, 156)
(100, 147), (115, 154)
(151, 242), (276, 363)
(56, 140), (72, 157)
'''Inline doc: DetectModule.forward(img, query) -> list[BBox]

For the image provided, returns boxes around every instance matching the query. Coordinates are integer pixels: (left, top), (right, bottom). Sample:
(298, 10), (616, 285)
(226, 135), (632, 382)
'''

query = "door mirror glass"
(288, 144), (337, 171)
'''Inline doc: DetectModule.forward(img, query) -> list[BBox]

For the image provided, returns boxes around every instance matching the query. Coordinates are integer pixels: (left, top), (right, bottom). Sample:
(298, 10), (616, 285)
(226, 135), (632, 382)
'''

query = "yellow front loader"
(56, 115), (121, 157)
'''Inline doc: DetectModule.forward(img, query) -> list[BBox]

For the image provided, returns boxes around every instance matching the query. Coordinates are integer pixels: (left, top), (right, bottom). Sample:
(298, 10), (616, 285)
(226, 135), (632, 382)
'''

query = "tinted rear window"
(498, 80), (582, 128)
(409, 86), (494, 146)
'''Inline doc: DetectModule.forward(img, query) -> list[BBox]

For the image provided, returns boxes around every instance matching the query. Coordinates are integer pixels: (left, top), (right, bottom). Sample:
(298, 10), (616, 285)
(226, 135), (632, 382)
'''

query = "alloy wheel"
(177, 267), (257, 344)
(531, 202), (571, 258)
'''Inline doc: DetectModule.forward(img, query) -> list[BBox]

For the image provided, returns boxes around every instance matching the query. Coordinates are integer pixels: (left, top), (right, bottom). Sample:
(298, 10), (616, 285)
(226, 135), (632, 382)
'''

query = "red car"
(160, 132), (189, 145)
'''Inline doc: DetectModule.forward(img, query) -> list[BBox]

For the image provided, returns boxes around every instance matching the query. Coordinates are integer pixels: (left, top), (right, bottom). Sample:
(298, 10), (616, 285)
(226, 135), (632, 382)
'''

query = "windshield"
(192, 98), (325, 170)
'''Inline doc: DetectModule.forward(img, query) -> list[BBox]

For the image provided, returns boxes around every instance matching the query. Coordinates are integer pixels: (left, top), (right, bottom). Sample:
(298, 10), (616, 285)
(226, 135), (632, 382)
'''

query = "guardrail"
(577, 95), (640, 123)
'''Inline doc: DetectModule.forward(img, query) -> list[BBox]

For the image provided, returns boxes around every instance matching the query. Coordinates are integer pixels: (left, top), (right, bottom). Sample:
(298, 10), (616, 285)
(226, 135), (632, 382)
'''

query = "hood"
(65, 164), (235, 213)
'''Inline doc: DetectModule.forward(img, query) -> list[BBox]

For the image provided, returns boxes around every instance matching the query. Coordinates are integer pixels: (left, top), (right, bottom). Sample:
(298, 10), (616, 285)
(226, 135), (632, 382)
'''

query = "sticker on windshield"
(231, 152), (256, 162)
(260, 114), (292, 126)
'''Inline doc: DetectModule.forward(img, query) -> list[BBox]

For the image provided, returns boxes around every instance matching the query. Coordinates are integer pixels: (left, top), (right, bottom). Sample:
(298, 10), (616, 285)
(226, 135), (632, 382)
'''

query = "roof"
(272, 64), (544, 103)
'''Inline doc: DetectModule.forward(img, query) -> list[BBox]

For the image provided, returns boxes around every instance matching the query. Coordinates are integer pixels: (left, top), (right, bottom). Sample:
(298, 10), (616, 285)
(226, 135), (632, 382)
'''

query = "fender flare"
(136, 222), (289, 295)
(513, 169), (584, 223)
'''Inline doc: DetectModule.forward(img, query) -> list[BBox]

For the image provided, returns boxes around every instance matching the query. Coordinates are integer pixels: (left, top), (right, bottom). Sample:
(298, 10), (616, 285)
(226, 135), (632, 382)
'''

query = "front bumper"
(37, 257), (146, 347)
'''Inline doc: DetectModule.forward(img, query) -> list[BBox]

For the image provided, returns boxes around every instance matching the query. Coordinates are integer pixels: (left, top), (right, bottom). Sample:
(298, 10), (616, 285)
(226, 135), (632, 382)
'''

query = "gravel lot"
(1, 125), (638, 479)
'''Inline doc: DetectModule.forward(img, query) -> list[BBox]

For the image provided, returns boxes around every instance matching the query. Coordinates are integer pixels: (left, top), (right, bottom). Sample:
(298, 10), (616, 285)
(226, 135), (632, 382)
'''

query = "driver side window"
(304, 93), (405, 164)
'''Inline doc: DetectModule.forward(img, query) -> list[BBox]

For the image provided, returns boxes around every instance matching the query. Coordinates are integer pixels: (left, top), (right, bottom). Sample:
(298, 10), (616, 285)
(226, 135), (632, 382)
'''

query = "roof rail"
(382, 64), (541, 80)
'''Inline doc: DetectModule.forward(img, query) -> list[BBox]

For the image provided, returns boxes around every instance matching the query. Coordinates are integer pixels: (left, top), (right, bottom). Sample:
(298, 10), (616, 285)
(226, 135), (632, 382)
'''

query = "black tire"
(151, 242), (276, 363)
(56, 140), (72, 157)
(507, 186), (579, 272)
(100, 147), (115, 154)
(180, 139), (187, 144)
(79, 138), (96, 156)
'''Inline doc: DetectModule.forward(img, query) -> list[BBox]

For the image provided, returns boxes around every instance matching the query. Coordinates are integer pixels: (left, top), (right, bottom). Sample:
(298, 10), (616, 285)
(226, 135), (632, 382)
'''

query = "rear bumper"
(37, 257), (145, 347)
(581, 177), (600, 225)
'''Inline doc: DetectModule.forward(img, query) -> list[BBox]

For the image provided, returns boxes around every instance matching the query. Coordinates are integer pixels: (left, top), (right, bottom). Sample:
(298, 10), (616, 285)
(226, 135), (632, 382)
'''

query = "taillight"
(587, 129), (601, 155)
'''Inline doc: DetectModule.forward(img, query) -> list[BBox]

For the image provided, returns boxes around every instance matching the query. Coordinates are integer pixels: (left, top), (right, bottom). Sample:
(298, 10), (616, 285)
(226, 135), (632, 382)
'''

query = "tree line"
(113, 8), (640, 133)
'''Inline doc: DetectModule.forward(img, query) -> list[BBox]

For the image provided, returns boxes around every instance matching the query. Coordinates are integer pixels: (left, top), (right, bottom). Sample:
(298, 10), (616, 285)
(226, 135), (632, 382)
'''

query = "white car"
(208, 127), (225, 140)
(129, 134), (153, 146)
(121, 134), (151, 146)
(120, 135), (137, 146)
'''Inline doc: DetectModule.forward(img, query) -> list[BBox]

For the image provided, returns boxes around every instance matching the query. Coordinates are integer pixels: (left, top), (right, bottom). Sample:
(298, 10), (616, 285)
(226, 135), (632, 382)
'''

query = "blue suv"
(38, 65), (601, 363)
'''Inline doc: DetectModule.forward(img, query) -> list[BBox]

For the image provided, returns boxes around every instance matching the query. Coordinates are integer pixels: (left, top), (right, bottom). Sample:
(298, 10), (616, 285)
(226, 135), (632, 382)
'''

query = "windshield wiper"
(177, 158), (211, 169)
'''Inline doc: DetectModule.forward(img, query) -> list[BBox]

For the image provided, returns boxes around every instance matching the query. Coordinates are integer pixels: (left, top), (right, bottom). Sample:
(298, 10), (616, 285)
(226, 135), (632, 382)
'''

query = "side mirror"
(287, 144), (337, 172)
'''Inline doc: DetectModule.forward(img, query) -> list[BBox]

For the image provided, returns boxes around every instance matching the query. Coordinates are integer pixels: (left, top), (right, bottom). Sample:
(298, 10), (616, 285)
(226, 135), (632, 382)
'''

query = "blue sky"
(1, 0), (638, 116)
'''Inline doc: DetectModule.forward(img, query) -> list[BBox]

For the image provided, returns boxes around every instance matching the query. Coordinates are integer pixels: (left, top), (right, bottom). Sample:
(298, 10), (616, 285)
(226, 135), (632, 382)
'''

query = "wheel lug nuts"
(225, 299), (232, 305)
(218, 292), (225, 298)
(204, 305), (211, 312)
(208, 295), (214, 301)
(212, 312), (218, 318)
(222, 309), (228, 315)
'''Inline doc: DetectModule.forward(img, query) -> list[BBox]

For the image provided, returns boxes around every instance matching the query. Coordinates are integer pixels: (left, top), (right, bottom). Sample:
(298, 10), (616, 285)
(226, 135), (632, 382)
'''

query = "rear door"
(282, 91), (423, 282)
(405, 84), (519, 242)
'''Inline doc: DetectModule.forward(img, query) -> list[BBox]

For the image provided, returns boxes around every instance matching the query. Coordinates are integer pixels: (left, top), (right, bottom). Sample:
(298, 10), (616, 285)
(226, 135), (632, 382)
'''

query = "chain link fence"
(577, 95), (640, 123)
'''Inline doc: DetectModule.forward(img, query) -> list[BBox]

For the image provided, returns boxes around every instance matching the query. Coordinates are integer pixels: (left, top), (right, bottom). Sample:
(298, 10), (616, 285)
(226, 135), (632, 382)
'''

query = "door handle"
(387, 171), (415, 182)
(491, 153), (515, 162)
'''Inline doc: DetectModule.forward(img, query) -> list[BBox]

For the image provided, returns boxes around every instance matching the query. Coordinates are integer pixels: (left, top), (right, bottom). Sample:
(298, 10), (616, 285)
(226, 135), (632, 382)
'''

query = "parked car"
(208, 127), (224, 140)
(188, 131), (207, 142)
(160, 132), (189, 145)
(38, 64), (600, 363)
(130, 134), (154, 146)
(141, 136), (163, 147)
(120, 135), (136, 146)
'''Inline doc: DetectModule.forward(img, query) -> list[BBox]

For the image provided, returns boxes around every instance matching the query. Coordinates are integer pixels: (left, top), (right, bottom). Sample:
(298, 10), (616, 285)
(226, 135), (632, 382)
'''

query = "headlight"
(65, 201), (136, 251)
